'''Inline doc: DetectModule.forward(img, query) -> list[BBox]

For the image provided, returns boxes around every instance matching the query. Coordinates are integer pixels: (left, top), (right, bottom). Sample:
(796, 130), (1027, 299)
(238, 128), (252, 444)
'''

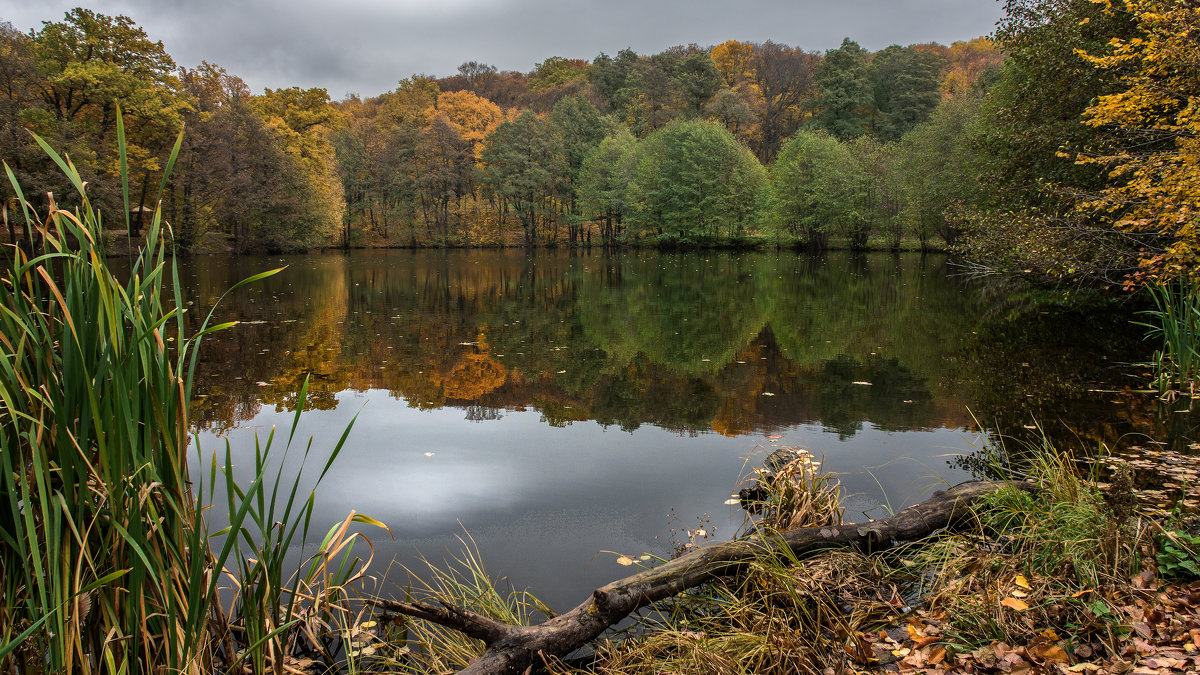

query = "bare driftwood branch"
(378, 480), (1034, 675)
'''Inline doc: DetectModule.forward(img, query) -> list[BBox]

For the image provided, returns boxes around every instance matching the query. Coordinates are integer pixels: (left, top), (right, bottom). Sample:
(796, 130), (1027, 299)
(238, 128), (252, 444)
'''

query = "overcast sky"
(1, 1), (1004, 100)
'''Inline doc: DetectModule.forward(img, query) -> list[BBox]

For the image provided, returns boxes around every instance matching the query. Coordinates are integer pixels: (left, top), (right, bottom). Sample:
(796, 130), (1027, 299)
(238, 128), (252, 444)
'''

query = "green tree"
(958, 0), (1139, 281)
(550, 95), (607, 243)
(812, 38), (873, 141)
(973, 0), (1132, 212)
(670, 49), (722, 114)
(528, 56), (588, 91)
(870, 45), (944, 142)
(589, 49), (641, 114)
(578, 128), (638, 245)
(626, 119), (765, 243)
(896, 97), (983, 248)
(33, 8), (188, 232)
(481, 111), (567, 246)
(769, 130), (861, 249)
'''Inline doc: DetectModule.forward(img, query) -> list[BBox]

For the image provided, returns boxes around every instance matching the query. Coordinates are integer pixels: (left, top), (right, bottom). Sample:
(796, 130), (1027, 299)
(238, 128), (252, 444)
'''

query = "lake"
(180, 249), (1180, 612)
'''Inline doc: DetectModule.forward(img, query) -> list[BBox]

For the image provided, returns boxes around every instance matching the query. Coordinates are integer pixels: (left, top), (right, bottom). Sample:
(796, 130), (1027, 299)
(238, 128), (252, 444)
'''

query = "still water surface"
(180, 249), (1170, 611)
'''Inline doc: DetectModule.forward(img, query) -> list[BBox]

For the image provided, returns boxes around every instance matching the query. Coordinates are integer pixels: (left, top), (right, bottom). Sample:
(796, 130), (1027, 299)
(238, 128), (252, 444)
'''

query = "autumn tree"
(1075, 0), (1200, 279)
(748, 41), (821, 162)
(0, 22), (59, 245)
(938, 38), (1004, 99)
(33, 8), (188, 232)
(175, 67), (326, 252)
(252, 86), (346, 248)
(710, 40), (755, 87)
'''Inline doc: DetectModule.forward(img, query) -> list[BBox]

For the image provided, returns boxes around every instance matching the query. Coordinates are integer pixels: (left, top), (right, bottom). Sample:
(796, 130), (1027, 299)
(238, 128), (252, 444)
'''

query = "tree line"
(8, 0), (1192, 281)
(0, 8), (1003, 252)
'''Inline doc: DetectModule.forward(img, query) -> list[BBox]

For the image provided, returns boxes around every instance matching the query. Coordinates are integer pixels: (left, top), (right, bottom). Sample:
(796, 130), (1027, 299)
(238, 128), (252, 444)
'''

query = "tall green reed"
(0, 111), (377, 674)
(1138, 278), (1200, 396)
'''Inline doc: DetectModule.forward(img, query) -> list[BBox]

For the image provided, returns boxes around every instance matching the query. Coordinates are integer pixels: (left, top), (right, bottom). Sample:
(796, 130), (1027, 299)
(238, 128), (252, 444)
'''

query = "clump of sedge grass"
(1138, 278), (1200, 398)
(741, 447), (843, 533)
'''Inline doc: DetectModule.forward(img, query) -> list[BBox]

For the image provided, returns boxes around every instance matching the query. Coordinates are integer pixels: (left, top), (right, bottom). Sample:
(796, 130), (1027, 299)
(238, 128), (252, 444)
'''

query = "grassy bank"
(337, 436), (1199, 675)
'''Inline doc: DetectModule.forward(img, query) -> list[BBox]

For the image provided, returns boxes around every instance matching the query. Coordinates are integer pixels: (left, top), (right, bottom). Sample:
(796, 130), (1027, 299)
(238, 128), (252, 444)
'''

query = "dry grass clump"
(749, 448), (844, 532)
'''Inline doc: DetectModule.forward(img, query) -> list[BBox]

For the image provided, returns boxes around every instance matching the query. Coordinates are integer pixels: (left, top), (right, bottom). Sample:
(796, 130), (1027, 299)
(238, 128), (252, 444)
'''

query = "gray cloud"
(0, 0), (1003, 99)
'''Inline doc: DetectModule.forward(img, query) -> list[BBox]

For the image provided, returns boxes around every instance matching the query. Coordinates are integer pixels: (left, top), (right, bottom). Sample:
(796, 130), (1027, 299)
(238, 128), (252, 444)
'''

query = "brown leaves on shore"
(843, 578), (1200, 675)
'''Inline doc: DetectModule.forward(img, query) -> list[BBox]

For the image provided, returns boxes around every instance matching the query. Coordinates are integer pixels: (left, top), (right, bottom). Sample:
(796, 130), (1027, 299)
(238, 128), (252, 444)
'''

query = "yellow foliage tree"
(1077, 0), (1200, 280)
(710, 40), (755, 86)
(429, 90), (504, 158)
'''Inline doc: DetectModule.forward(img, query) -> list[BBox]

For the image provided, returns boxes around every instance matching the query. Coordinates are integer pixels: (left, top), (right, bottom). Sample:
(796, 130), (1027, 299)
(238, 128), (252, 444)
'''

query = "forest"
(3, 1), (1196, 288)
(0, 9), (1000, 252)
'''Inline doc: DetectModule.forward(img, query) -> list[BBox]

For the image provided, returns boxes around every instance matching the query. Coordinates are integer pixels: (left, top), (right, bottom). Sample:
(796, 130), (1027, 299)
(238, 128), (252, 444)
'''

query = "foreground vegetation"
(345, 440), (1199, 675)
(0, 124), (387, 674)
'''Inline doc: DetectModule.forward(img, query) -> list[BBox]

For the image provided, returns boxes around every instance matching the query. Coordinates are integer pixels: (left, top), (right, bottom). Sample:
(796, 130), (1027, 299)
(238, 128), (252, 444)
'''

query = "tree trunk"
(372, 480), (1033, 675)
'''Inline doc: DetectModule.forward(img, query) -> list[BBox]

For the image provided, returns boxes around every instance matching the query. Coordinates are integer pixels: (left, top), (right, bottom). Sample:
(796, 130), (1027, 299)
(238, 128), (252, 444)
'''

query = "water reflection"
(181, 249), (1178, 611)
(187, 251), (991, 438)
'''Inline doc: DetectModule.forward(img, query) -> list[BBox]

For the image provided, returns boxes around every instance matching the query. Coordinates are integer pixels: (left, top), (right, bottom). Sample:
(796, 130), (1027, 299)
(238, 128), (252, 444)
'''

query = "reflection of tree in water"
(181, 250), (1181, 447)
(576, 252), (766, 378)
(465, 405), (503, 422)
(811, 355), (934, 440)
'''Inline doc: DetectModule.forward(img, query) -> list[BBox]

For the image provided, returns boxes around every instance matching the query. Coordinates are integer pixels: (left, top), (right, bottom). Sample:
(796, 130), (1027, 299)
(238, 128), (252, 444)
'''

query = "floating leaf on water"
(616, 555), (634, 566)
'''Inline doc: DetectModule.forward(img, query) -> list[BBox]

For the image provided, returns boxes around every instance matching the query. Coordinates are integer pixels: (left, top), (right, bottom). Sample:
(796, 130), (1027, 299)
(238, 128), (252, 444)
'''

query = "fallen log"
(372, 479), (1034, 675)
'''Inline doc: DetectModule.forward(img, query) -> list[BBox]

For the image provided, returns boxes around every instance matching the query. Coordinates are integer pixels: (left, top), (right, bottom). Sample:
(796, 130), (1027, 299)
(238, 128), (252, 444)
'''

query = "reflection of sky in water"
(195, 388), (978, 612)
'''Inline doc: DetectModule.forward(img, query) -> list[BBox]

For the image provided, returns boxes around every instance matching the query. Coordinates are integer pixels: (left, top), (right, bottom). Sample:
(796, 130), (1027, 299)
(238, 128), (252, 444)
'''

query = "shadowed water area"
(179, 249), (1192, 611)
